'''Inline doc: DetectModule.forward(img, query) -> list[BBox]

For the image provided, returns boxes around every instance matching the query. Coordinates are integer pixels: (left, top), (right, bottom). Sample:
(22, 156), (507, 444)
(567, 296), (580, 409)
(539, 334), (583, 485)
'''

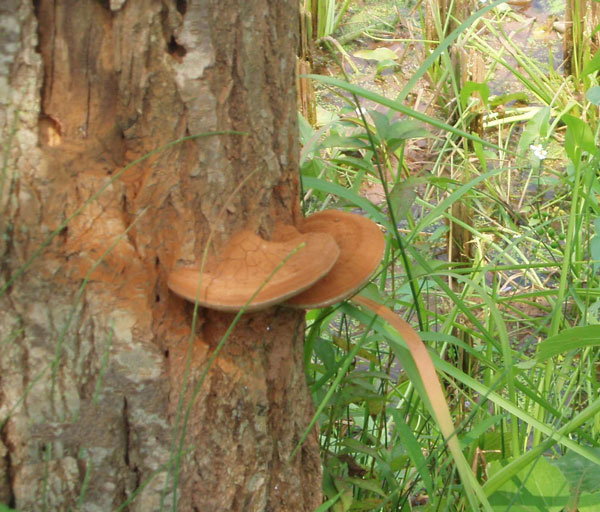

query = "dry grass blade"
(351, 294), (492, 511)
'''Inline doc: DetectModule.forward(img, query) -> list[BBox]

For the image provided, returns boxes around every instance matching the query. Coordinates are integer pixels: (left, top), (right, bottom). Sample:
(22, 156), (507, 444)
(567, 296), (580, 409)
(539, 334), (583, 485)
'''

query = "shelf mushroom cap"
(285, 210), (385, 309)
(167, 229), (340, 312)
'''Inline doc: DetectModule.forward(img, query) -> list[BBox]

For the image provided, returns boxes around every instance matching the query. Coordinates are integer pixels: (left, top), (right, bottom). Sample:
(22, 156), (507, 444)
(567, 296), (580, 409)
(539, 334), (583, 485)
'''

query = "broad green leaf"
(472, 140), (487, 172)
(517, 106), (551, 156)
(536, 325), (600, 360)
(300, 158), (324, 178)
(563, 114), (596, 164)
(389, 178), (419, 220)
(357, 285), (398, 313)
(459, 414), (504, 449)
(346, 498), (385, 511)
(582, 49), (600, 76)
(298, 112), (315, 145)
(489, 91), (529, 107)
(459, 81), (490, 110)
(331, 156), (375, 176)
(376, 59), (398, 75)
(340, 438), (380, 459)
(321, 133), (369, 149)
(488, 456), (571, 512)
(344, 476), (386, 497)
(322, 465), (353, 512)
(368, 109), (390, 142)
(301, 176), (390, 228)
(317, 105), (339, 125)
(314, 337), (337, 371)
(551, 448), (600, 494)
(586, 86), (600, 106)
(576, 491), (600, 512)
(313, 490), (344, 512)
(354, 47), (397, 62)
(386, 120), (430, 144)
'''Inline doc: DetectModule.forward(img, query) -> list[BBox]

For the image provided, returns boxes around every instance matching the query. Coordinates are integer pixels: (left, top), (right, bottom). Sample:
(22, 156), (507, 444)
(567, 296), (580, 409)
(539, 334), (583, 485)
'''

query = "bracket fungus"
(167, 210), (385, 312)
(167, 229), (340, 312)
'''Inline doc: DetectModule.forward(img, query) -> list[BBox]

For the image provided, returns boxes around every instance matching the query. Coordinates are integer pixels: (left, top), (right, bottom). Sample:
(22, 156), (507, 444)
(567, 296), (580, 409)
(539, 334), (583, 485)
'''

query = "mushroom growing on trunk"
(167, 229), (339, 311)
(167, 209), (482, 504)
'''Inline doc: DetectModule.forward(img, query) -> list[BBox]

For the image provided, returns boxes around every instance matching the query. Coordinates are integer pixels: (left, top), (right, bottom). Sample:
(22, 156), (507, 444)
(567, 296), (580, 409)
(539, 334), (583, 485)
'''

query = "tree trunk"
(0, 1), (321, 511)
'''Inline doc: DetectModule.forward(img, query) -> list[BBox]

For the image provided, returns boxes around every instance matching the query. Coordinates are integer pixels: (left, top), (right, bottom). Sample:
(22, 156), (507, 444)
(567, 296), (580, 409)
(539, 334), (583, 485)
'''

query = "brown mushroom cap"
(168, 229), (340, 312)
(285, 210), (385, 309)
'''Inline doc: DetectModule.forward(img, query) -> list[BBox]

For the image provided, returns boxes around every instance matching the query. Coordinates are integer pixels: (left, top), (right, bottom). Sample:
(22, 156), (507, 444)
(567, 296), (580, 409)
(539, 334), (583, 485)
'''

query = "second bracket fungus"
(168, 229), (340, 312)
(285, 210), (385, 309)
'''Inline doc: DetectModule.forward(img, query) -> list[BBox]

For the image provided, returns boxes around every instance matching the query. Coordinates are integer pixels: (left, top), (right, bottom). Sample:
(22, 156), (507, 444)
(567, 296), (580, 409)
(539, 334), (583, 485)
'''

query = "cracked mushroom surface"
(168, 229), (340, 312)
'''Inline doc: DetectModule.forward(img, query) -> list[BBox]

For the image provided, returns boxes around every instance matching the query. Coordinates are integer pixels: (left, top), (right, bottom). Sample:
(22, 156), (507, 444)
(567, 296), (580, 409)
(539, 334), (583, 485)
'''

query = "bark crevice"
(0, 417), (16, 507)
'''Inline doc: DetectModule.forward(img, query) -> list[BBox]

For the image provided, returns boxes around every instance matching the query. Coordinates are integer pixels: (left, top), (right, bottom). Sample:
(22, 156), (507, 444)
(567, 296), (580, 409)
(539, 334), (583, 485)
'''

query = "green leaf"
(321, 133), (369, 150)
(562, 114), (596, 164)
(344, 476), (386, 497)
(576, 491), (600, 512)
(368, 109), (390, 142)
(300, 158), (324, 178)
(583, 49), (600, 76)
(517, 106), (551, 155)
(389, 178), (419, 220)
(386, 120), (430, 143)
(331, 156), (375, 176)
(472, 140), (487, 172)
(537, 325), (600, 361)
(586, 86), (600, 106)
(551, 448), (600, 494)
(313, 490), (344, 512)
(298, 112), (315, 145)
(340, 438), (380, 459)
(488, 456), (571, 512)
(314, 337), (337, 372)
(459, 414), (504, 449)
(489, 91), (529, 107)
(346, 498), (385, 511)
(354, 47), (398, 62)
(375, 59), (398, 75)
(459, 81), (490, 110)
(301, 176), (390, 228)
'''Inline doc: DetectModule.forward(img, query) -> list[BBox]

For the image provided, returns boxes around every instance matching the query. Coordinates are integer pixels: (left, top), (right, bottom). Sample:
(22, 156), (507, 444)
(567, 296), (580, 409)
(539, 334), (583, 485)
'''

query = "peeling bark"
(0, 1), (321, 511)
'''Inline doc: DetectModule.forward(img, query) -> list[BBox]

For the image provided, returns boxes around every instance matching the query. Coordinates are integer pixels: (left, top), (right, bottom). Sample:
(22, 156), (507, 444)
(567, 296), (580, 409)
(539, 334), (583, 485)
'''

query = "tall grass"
(302, 1), (600, 509)
(304, 0), (354, 40)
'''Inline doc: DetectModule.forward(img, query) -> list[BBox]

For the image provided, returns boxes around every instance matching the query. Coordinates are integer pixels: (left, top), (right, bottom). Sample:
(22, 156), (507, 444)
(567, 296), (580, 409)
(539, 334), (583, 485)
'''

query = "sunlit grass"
(302, 1), (600, 509)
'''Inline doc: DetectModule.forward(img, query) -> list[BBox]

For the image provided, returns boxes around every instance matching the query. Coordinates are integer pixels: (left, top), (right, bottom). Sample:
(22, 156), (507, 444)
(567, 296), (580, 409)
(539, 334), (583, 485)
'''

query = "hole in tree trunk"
(176, 0), (187, 15)
(167, 36), (186, 61)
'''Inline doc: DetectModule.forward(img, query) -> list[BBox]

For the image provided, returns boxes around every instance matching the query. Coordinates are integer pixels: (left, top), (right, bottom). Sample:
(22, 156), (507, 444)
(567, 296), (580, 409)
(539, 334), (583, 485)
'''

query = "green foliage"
(301, 0), (600, 509)
(487, 457), (571, 512)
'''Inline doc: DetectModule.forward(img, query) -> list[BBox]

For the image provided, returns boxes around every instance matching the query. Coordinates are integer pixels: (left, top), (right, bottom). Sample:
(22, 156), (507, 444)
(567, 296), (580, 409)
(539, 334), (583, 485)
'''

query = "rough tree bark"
(0, 1), (321, 511)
